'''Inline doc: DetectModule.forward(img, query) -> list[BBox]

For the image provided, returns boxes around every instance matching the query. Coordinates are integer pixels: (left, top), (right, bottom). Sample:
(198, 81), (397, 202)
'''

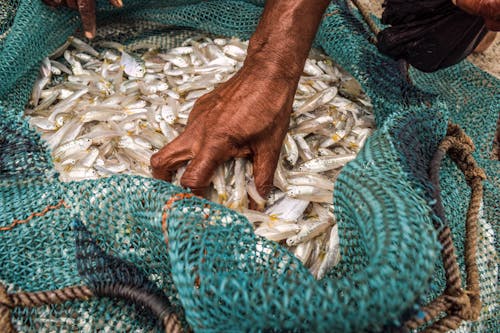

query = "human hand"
(454, 0), (500, 30)
(150, 61), (296, 199)
(42, 0), (123, 38)
(151, 0), (330, 200)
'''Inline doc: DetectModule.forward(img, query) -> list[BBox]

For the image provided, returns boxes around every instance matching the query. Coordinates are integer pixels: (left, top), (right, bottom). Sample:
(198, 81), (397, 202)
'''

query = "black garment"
(377, 0), (488, 72)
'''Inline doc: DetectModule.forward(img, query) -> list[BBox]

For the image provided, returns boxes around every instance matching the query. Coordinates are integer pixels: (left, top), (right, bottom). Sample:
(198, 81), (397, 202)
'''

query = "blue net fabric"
(0, 1), (498, 332)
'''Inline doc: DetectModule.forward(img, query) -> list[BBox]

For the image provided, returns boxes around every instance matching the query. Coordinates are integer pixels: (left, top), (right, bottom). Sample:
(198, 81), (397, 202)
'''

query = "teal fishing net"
(0, 0), (498, 332)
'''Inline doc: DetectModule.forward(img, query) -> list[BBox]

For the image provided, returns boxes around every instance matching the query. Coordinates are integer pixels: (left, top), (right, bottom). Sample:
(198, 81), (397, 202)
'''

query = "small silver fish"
(222, 44), (246, 60)
(286, 219), (331, 246)
(31, 76), (50, 106)
(61, 167), (98, 181)
(29, 117), (57, 131)
(27, 36), (375, 278)
(287, 172), (334, 191)
(120, 51), (146, 78)
(317, 224), (341, 279)
(303, 59), (324, 77)
(211, 166), (228, 204)
(69, 36), (99, 57)
(79, 148), (100, 168)
(255, 223), (301, 242)
(284, 133), (299, 166)
(294, 87), (338, 116)
(298, 154), (356, 173)
(286, 185), (333, 203)
(53, 138), (92, 162)
(227, 158), (248, 211)
(293, 241), (314, 264)
(265, 196), (309, 222)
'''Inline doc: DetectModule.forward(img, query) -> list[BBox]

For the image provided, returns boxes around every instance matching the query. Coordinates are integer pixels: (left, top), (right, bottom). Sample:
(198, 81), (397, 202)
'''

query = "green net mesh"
(0, 0), (498, 332)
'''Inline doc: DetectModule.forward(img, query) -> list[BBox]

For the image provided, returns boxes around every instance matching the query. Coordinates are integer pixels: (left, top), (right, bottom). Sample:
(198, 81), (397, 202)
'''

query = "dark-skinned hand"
(150, 0), (331, 202)
(454, 0), (500, 30)
(42, 0), (123, 38)
(150, 62), (295, 200)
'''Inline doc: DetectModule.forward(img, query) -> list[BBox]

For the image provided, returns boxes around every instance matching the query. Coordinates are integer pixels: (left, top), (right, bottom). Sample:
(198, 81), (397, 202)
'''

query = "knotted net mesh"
(0, 0), (498, 332)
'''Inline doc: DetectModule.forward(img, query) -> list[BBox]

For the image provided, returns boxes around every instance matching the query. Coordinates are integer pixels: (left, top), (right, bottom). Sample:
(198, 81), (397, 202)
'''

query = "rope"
(348, 0), (413, 83)
(0, 283), (15, 333)
(10, 285), (93, 307)
(349, 0), (381, 43)
(162, 312), (184, 333)
(93, 283), (183, 333)
(0, 283), (94, 333)
(1, 190), (190, 332)
(405, 123), (485, 332)
(0, 282), (183, 332)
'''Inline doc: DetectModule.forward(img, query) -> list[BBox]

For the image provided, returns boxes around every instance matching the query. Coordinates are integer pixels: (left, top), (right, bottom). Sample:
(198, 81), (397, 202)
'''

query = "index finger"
(151, 133), (193, 181)
(180, 141), (229, 196)
(77, 0), (96, 39)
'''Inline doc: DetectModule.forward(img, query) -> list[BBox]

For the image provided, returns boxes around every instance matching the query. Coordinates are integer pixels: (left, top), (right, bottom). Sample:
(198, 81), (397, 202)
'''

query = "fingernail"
(114, 0), (123, 7)
(85, 31), (94, 39)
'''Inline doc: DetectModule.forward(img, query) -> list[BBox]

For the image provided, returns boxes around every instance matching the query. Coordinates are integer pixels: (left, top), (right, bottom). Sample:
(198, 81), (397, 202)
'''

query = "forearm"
(246, 0), (331, 79)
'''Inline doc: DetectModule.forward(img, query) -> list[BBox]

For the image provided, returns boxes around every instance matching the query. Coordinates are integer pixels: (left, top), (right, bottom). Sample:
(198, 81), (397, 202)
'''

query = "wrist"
(245, 39), (304, 80)
(242, 55), (302, 87)
(245, 7), (309, 79)
(244, 0), (331, 78)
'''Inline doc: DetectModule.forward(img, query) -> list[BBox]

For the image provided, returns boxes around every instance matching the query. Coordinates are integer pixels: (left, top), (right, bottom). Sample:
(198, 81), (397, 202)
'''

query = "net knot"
(445, 289), (481, 321)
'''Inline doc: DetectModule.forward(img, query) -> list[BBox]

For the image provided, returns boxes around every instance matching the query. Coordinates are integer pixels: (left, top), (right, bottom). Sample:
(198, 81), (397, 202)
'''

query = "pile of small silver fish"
(26, 35), (375, 279)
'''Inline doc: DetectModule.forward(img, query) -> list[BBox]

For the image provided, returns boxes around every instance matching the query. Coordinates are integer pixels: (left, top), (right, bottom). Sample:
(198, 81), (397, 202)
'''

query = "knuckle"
(180, 174), (204, 190)
(194, 92), (210, 104)
(192, 92), (215, 110)
(150, 154), (163, 169)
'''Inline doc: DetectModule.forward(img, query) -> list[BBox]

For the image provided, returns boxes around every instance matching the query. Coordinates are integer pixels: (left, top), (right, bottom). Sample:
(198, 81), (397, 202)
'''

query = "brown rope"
(0, 282), (184, 332)
(93, 283), (183, 333)
(10, 285), (93, 307)
(0, 283), (15, 333)
(347, 1), (414, 84)
(405, 123), (485, 332)
(349, 0), (381, 43)
(162, 312), (184, 333)
(349, 0), (416, 84)
(0, 283), (94, 333)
